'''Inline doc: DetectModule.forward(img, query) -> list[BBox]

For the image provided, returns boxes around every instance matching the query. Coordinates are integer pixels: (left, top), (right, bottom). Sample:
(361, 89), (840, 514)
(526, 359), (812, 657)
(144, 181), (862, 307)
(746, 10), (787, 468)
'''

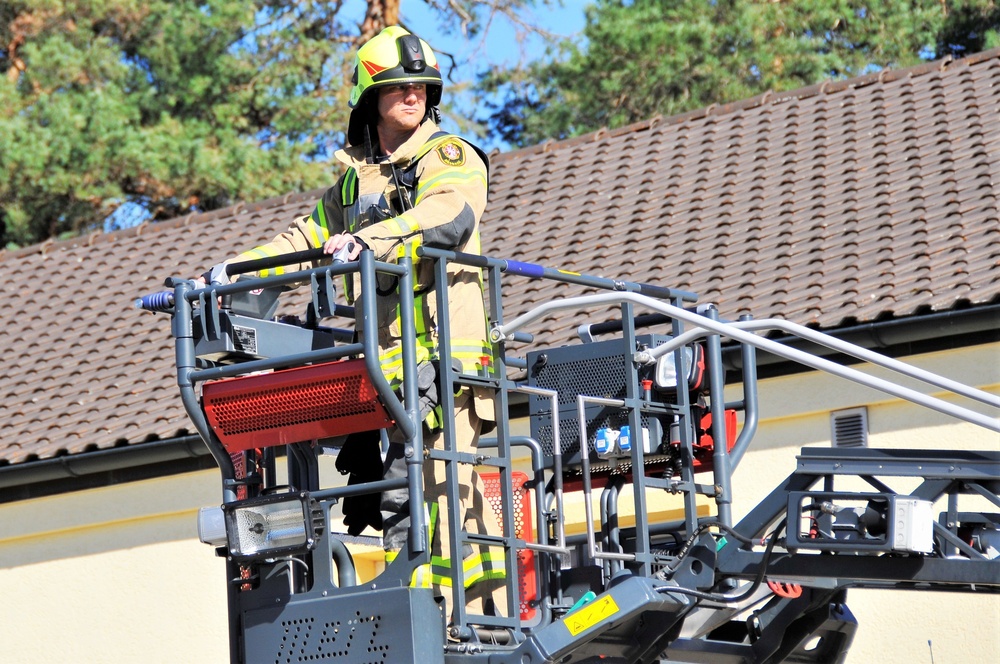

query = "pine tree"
(0, 1), (363, 247)
(480, 0), (1000, 149)
(0, 0), (542, 248)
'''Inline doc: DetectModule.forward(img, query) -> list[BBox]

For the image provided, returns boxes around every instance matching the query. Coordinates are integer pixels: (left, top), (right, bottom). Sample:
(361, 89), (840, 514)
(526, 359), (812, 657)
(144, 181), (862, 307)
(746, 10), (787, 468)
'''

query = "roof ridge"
(493, 47), (1000, 163)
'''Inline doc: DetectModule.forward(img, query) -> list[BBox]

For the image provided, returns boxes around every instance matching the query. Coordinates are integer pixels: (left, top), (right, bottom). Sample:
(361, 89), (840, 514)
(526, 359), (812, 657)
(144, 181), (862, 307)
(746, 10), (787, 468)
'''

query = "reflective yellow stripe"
(341, 169), (358, 208)
(244, 246), (285, 277)
(416, 134), (454, 160)
(428, 500), (438, 532)
(414, 503), (437, 588)
(448, 341), (494, 357)
(381, 340), (435, 381)
(414, 170), (487, 205)
(306, 219), (328, 249)
(339, 170), (359, 301)
(428, 551), (507, 588)
(341, 267), (355, 303)
(309, 202), (331, 246)
(385, 504), (437, 589)
(385, 480), (507, 591)
(312, 199), (329, 233)
(386, 214), (420, 235)
(412, 564), (432, 588)
(379, 338), (490, 380)
(412, 294), (428, 335)
(424, 404), (443, 431)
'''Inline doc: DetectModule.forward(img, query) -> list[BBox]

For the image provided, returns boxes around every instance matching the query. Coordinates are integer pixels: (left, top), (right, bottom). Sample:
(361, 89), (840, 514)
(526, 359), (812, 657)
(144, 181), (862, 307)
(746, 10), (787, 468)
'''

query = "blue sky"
(404, 2), (588, 73)
(400, 2), (590, 151)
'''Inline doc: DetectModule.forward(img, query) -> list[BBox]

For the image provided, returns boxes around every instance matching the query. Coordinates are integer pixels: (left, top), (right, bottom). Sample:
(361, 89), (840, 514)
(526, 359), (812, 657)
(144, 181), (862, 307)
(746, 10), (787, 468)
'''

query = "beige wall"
(0, 472), (229, 663)
(1, 344), (996, 663)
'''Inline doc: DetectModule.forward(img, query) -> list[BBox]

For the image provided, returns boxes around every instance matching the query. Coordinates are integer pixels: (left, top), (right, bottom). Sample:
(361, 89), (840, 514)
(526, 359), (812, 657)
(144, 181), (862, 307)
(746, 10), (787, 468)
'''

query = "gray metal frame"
(152, 248), (999, 664)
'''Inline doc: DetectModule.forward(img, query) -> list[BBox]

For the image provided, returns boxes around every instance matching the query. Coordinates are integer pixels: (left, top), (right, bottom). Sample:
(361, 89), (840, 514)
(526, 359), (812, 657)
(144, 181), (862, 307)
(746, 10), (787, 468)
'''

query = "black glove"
(335, 429), (384, 536)
(411, 359), (465, 426)
(415, 360), (439, 423)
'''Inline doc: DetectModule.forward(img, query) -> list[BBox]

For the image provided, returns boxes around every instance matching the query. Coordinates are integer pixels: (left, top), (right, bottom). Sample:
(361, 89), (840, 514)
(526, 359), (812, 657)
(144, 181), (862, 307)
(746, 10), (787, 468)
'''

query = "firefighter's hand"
(192, 263), (231, 287)
(324, 233), (363, 261)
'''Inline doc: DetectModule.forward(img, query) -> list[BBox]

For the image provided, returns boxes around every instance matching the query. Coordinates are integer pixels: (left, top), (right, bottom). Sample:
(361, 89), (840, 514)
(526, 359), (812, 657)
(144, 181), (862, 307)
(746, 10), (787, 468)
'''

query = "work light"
(654, 346), (699, 391)
(222, 492), (324, 560)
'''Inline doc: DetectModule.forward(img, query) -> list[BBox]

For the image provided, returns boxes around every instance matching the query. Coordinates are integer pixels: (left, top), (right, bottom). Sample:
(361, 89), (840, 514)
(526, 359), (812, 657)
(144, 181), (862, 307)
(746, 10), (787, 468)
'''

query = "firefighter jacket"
(232, 120), (494, 423)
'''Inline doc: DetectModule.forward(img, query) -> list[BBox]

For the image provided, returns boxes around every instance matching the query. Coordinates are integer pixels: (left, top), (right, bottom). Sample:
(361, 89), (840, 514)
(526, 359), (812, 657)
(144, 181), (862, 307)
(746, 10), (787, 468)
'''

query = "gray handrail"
(646, 318), (1000, 409)
(493, 292), (1000, 433)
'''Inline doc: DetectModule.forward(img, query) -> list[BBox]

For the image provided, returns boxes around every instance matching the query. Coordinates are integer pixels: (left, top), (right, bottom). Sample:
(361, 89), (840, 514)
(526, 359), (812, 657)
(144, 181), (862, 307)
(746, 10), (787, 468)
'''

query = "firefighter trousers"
(381, 390), (508, 618)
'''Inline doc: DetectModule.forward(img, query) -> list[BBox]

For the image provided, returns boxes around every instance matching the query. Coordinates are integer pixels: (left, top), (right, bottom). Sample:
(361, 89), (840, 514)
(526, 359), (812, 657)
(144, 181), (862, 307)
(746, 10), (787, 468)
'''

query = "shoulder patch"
(436, 140), (466, 167)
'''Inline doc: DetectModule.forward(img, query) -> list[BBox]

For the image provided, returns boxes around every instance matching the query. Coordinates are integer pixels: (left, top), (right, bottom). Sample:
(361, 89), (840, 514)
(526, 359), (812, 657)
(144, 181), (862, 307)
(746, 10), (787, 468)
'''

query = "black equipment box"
(526, 334), (676, 466)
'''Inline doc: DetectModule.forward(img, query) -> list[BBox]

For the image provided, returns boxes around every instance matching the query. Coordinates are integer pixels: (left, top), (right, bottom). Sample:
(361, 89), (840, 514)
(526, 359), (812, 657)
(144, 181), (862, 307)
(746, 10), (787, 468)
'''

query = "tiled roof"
(1, 50), (998, 468)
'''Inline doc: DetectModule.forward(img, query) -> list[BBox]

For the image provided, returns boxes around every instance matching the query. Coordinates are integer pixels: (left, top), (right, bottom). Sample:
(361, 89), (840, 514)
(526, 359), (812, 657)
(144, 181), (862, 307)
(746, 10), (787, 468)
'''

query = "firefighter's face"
(377, 83), (427, 134)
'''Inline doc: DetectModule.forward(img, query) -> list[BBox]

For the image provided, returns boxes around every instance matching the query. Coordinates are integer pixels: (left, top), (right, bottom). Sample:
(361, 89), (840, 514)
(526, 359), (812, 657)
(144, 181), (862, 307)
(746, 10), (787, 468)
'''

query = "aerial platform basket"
(201, 359), (393, 453)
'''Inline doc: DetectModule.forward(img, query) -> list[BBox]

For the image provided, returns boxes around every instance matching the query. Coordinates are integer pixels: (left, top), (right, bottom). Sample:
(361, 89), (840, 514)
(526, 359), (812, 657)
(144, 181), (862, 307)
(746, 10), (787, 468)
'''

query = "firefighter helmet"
(347, 26), (442, 145)
(350, 26), (443, 108)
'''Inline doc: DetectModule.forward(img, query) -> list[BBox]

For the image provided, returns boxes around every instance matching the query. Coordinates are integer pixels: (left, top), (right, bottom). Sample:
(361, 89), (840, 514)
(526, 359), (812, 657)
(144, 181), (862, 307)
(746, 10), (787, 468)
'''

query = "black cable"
(662, 519), (757, 575)
(657, 518), (787, 604)
(695, 519), (757, 546)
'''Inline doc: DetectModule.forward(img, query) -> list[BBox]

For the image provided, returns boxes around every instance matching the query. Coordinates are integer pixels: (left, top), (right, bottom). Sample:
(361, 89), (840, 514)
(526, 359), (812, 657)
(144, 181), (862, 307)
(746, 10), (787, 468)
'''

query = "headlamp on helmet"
(398, 34), (426, 72)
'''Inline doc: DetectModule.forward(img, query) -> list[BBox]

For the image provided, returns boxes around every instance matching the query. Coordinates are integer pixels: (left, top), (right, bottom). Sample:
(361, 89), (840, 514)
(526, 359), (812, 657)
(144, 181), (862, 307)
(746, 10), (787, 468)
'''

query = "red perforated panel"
(482, 471), (536, 621)
(202, 359), (392, 453)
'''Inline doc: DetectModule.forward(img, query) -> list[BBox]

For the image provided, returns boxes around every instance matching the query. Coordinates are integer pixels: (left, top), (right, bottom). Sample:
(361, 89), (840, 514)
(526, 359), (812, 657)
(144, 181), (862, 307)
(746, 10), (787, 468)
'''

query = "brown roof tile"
(1, 49), (999, 468)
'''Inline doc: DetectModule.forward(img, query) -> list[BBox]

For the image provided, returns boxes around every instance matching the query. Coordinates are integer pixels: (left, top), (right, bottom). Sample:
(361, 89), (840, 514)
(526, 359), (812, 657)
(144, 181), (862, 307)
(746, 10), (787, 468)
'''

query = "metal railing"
(494, 291), (999, 433)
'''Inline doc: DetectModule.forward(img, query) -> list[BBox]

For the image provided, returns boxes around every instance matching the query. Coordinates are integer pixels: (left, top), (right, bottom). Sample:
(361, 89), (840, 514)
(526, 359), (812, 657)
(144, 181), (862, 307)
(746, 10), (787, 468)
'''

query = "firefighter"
(213, 26), (505, 617)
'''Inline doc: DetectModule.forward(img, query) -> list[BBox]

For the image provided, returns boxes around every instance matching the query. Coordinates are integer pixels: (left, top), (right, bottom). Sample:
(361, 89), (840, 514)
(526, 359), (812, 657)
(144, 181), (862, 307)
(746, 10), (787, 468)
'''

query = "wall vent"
(831, 407), (868, 448)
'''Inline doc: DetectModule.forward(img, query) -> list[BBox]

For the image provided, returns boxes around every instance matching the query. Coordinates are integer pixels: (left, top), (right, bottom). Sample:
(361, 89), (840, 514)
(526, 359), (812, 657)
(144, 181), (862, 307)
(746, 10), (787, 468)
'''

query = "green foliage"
(0, 1), (357, 248)
(480, 0), (1000, 149)
(0, 0), (551, 247)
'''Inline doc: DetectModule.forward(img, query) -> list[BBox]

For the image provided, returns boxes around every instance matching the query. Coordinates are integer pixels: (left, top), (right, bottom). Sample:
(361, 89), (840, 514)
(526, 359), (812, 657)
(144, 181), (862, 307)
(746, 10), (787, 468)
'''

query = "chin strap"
(363, 122), (378, 163)
(363, 124), (373, 163)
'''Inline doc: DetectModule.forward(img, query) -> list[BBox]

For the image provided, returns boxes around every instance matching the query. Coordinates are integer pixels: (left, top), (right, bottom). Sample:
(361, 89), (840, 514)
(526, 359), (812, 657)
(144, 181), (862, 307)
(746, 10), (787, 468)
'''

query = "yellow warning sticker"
(564, 595), (620, 636)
